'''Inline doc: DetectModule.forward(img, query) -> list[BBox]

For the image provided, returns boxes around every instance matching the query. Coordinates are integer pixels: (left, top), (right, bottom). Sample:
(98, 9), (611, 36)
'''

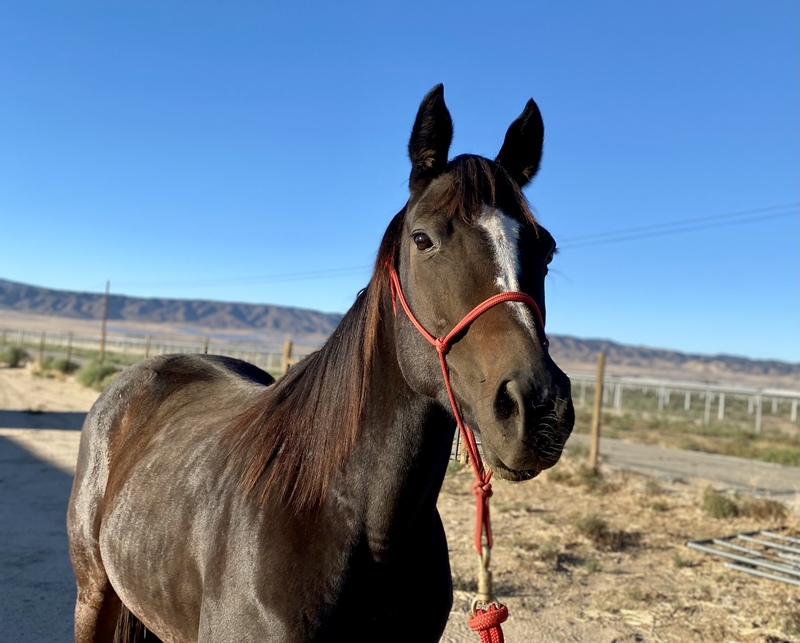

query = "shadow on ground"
(0, 436), (75, 642)
(0, 410), (86, 430)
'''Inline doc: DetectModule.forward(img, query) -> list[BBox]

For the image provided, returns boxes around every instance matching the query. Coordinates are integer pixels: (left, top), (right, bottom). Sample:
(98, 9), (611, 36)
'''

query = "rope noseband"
(388, 265), (547, 641)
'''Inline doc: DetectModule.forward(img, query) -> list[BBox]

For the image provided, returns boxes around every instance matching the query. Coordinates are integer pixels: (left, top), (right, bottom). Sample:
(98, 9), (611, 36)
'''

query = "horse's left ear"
(495, 98), (544, 188)
(408, 84), (454, 193)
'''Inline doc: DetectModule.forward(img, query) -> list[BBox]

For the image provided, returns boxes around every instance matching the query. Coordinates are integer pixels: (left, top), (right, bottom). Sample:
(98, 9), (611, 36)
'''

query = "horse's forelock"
(428, 155), (537, 228)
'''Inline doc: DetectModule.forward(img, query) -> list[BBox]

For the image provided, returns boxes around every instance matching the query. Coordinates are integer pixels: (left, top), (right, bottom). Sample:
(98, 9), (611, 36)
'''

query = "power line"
(114, 203), (798, 290)
(558, 203), (798, 248)
(561, 209), (797, 248)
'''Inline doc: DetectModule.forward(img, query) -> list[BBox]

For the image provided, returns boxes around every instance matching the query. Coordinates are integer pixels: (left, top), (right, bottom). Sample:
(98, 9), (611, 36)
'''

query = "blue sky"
(1, 2), (798, 362)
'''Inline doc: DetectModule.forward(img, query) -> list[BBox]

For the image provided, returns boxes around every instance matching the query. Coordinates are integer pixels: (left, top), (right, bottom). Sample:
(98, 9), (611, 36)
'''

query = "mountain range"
(1, 277), (797, 388)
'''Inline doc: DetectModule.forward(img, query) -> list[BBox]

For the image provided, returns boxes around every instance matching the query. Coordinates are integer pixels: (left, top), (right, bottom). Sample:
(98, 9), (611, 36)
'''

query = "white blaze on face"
(477, 207), (538, 335)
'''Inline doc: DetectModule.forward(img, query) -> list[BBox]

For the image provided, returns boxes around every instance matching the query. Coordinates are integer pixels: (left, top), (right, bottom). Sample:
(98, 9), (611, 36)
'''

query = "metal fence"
(569, 371), (800, 434)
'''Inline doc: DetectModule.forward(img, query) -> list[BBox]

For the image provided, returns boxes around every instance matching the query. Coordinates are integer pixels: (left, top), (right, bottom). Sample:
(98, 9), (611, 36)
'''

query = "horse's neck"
(337, 325), (455, 553)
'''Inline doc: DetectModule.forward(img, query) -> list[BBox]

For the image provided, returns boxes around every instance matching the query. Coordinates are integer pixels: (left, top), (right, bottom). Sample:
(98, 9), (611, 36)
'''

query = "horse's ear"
(408, 84), (453, 191)
(495, 98), (544, 188)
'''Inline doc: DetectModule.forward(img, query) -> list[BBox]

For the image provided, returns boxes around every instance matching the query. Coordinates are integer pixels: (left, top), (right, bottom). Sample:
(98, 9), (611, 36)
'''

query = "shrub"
(643, 479), (664, 497)
(576, 464), (608, 493)
(759, 447), (800, 467)
(741, 497), (787, 521)
(76, 361), (119, 391)
(34, 356), (79, 376)
(701, 487), (739, 519)
(784, 610), (800, 638)
(574, 513), (641, 551)
(0, 346), (29, 368)
(50, 358), (79, 374)
(650, 501), (670, 512)
(534, 538), (560, 565)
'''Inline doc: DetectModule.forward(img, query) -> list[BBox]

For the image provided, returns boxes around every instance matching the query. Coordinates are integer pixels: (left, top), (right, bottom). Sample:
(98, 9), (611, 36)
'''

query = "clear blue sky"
(1, 2), (798, 362)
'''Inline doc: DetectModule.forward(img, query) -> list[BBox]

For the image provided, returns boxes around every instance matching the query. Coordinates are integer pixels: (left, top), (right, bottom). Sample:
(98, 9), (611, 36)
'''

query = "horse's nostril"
(494, 381), (519, 421)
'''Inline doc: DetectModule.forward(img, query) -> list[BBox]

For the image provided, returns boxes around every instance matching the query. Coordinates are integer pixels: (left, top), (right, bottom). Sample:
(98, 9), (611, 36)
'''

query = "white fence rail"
(569, 371), (800, 433)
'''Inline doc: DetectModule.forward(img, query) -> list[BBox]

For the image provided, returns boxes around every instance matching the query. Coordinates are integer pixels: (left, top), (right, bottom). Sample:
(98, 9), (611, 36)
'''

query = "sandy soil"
(1, 367), (799, 642)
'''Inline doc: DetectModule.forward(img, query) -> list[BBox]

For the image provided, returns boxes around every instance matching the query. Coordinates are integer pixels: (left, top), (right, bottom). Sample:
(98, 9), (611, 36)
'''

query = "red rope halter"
(388, 265), (547, 641)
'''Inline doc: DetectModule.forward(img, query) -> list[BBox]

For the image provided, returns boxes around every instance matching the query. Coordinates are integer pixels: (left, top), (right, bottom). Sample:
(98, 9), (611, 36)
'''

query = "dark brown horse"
(67, 85), (574, 642)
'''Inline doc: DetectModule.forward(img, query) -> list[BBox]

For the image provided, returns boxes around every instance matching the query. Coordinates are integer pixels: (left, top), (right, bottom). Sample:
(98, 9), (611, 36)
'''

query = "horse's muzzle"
(483, 369), (574, 479)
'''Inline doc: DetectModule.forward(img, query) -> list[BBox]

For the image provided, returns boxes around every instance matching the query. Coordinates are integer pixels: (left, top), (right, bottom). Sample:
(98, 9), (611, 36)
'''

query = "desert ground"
(1, 366), (799, 642)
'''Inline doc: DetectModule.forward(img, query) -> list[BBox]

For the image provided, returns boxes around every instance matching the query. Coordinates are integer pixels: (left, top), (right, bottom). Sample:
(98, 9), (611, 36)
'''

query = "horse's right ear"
(495, 98), (544, 188)
(408, 84), (453, 192)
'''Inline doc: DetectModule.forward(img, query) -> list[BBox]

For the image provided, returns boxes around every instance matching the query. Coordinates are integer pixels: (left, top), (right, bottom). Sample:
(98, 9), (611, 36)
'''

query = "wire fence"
(2, 326), (799, 439)
(0, 327), (319, 377)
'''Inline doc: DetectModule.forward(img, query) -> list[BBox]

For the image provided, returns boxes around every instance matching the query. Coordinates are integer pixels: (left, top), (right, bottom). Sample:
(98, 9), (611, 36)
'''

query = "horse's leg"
(73, 573), (122, 643)
(69, 439), (123, 641)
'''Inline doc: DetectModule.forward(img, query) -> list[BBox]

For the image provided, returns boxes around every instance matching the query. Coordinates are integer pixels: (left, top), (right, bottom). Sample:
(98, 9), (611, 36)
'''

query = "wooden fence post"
(38, 331), (46, 365)
(456, 431), (468, 464)
(589, 352), (605, 473)
(755, 393), (763, 433)
(282, 340), (294, 375)
(99, 280), (110, 364)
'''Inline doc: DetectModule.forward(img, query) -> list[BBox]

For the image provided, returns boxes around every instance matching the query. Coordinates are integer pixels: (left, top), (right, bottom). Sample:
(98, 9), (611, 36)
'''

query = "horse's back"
(67, 354), (275, 642)
(70, 353), (274, 517)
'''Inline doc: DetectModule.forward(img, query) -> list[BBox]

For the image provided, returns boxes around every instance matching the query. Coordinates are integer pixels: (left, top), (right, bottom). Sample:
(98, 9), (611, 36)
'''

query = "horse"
(67, 84), (574, 643)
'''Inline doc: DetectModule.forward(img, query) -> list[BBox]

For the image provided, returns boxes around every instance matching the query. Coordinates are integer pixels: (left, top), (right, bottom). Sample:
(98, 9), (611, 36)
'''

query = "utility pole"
(99, 281), (110, 364)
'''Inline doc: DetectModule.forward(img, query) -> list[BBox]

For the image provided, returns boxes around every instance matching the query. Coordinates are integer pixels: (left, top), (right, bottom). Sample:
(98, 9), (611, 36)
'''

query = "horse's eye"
(546, 251), (555, 265)
(413, 233), (433, 251)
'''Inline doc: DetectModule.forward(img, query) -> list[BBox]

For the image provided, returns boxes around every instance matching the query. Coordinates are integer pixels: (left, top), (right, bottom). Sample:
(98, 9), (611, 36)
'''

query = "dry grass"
(702, 487), (789, 521)
(439, 448), (799, 642)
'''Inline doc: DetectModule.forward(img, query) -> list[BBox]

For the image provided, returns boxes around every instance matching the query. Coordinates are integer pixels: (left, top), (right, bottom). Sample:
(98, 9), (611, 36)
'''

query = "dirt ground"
(1, 366), (799, 642)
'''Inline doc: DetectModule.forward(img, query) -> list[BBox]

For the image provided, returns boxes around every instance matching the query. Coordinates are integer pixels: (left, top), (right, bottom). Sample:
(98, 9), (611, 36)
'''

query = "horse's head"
(387, 85), (574, 481)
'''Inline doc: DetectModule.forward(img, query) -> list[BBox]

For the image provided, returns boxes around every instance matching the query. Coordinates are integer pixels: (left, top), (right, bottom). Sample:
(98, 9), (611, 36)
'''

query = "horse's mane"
(226, 155), (537, 512)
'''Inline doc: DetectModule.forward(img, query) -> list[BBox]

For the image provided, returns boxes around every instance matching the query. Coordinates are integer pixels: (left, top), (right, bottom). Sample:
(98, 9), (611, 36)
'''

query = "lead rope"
(387, 266), (547, 642)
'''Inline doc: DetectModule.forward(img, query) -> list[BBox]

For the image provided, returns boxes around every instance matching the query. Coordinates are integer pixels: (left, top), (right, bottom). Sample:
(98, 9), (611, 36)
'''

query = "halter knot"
(472, 476), (493, 501)
(434, 337), (449, 355)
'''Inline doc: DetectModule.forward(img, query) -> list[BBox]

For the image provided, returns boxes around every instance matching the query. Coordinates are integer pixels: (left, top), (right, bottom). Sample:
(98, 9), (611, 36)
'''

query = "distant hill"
(548, 336), (800, 388)
(0, 278), (342, 339)
(1, 277), (798, 388)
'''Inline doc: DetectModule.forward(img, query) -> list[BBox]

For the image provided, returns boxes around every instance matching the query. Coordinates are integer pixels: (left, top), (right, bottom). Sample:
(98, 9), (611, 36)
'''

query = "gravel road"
(569, 433), (800, 498)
